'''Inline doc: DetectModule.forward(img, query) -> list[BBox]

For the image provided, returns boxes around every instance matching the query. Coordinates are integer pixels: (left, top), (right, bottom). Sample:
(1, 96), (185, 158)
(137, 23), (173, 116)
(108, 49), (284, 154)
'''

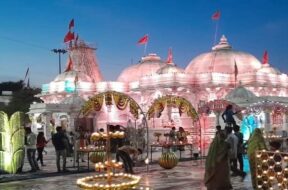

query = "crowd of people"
(22, 106), (273, 189)
(24, 119), (82, 173)
(205, 104), (268, 190)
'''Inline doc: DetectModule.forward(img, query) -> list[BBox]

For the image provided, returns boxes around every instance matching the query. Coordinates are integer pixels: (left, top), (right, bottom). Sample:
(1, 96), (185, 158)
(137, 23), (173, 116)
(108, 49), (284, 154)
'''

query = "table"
(150, 143), (193, 161)
(76, 148), (105, 171)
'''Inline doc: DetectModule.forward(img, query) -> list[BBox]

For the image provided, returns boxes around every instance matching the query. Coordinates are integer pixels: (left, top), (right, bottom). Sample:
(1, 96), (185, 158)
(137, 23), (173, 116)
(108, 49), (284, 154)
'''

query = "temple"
(29, 35), (288, 155)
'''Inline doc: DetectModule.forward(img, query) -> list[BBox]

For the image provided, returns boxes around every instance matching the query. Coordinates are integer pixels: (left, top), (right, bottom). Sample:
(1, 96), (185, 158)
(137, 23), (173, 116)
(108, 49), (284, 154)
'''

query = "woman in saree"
(204, 131), (232, 190)
(247, 128), (267, 189)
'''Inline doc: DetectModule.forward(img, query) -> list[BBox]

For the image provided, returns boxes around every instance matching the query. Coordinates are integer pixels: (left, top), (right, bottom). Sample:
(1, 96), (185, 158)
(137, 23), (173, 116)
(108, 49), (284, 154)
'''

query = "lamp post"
(52, 49), (67, 74)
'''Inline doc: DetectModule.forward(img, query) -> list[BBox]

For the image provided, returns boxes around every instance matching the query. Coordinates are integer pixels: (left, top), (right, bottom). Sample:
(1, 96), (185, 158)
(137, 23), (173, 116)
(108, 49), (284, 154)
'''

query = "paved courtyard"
(0, 145), (253, 190)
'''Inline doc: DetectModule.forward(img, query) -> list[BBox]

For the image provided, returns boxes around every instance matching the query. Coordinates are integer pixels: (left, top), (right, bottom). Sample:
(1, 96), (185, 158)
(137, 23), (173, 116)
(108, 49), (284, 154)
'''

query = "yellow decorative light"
(77, 173), (141, 190)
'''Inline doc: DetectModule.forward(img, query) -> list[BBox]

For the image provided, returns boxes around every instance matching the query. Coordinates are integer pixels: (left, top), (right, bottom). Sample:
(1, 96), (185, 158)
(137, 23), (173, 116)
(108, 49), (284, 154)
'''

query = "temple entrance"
(79, 91), (148, 152)
(146, 95), (200, 155)
(198, 99), (242, 155)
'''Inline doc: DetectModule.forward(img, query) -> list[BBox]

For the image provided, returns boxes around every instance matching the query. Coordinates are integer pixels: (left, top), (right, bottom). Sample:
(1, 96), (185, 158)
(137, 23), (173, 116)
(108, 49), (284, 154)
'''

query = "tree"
(0, 81), (42, 117)
(0, 80), (24, 94)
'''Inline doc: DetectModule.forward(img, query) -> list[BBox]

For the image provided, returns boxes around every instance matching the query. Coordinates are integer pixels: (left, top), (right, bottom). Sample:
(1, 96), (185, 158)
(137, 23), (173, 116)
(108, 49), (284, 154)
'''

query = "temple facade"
(29, 35), (288, 154)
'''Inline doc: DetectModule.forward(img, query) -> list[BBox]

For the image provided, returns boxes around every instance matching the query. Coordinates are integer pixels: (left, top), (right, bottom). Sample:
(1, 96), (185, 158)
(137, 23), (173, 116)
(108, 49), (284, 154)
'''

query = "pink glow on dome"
(185, 35), (262, 74)
(117, 53), (166, 83)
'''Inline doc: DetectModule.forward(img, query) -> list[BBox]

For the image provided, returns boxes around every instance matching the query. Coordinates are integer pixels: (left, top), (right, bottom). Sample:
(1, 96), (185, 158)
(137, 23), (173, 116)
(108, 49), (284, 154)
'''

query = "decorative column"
(44, 112), (53, 139)
(264, 110), (271, 133)
(215, 112), (220, 126)
(68, 112), (78, 132)
(93, 113), (98, 132)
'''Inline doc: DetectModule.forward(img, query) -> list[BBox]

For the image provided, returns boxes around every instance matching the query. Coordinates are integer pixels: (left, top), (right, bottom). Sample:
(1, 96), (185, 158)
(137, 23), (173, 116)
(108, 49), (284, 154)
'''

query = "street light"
(52, 48), (67, 74)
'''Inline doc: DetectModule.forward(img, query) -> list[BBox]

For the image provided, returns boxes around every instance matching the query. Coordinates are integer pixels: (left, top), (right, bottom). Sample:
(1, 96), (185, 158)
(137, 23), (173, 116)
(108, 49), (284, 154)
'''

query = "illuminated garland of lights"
(147, 95), (198, 120)
(76, 172), (141, 190)
(256, 150), (288, 189)
(90, 131), (125, 141)
(95, 160), (123, 172)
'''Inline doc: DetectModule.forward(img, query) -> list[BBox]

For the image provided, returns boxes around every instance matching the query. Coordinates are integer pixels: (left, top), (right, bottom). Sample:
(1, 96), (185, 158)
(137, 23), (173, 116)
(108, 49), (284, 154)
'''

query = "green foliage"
(6, 87), (42, 116)
(0, 80), (24, 94)
(0, 80), (42, 117)
(0, 111), (25, 174)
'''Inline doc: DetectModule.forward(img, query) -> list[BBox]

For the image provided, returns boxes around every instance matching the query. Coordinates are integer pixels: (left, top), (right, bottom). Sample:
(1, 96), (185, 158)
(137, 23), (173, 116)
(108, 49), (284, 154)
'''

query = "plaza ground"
(0, 145), (253, 190)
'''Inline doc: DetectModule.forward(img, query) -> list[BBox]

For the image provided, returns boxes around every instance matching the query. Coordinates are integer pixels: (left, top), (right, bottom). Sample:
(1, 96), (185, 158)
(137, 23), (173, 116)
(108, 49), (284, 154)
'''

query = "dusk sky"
(0, 0), (288, 87)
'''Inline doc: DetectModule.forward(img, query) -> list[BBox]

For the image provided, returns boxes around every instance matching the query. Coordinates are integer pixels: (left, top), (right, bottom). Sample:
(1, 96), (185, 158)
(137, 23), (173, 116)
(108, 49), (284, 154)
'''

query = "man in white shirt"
(225, 127), (246, 180)
(25, 127), (39, 172)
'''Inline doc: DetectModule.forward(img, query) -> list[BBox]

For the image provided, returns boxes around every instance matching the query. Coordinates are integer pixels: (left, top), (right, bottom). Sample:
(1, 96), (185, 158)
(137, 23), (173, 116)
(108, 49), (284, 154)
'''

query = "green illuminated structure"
(0, 111), (25, 174)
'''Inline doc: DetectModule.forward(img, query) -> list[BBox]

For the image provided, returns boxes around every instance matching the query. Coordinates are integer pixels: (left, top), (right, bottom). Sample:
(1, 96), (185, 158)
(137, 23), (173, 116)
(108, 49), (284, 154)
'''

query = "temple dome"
(185, 35), (262, 74)
(156, 63), (185, 74)
(53, 70), (93, 83)
(117, 53), (166, 83)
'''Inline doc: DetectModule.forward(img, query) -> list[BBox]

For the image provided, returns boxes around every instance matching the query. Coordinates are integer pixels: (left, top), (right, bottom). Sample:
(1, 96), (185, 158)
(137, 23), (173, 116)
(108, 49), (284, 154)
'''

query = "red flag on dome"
(74, 73), (79, 86)
(137, 34), (148, 45)
(166, 48), (173, 64)
(69, 19), (74, 30)
(234, 60), (238, 79)
(262, 50), (269, 64)
(64, 31), (75, 43)
(212, 11), (221, 20)
(65, 56), (73, 72)
(234, 60), (238, 87)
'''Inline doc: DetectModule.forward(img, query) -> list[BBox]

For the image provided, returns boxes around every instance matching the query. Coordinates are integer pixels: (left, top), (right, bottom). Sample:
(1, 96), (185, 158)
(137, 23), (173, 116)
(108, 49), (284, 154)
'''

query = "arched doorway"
(79, 91), (149, 155)
(198, 99), (242, 155)
(146, 95), (200, 154)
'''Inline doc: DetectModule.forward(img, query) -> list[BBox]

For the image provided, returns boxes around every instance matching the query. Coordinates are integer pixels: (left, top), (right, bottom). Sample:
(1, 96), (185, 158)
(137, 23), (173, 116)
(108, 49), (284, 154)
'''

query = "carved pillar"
(93, 113), (98, 132)
(215, 112), (220, 126)
(264, 111), (271, 132)
(44, 112), (53, 139)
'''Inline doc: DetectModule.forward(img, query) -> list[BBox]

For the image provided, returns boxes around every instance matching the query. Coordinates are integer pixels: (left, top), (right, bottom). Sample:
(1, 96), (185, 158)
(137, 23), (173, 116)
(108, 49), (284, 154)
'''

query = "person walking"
(205, 131), (232, 190)
(247, 128), (267, 189)
(52, 126), (69, 172)
(36, 132), (49, 166)
(25, 127), (40, 172)
(225, 127), (246, 180)
(233, 125), (244, 172)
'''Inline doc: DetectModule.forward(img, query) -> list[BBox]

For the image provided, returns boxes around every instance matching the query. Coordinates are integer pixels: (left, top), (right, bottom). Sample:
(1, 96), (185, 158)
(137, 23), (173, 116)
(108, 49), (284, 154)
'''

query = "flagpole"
(144, 42), (148, 56)
(213, 20), (219, 46)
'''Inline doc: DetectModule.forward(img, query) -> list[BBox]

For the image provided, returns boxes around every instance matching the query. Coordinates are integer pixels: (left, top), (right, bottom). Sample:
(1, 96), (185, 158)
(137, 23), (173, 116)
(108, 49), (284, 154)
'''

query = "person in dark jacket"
(233, 125), (244, 172)
(52, 127), (69, 172)
(222, 105), (240, 127)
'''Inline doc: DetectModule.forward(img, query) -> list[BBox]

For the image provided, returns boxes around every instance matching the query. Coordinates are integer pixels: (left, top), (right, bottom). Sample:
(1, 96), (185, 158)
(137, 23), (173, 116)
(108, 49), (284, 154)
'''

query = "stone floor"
(0, 145), (253, 190)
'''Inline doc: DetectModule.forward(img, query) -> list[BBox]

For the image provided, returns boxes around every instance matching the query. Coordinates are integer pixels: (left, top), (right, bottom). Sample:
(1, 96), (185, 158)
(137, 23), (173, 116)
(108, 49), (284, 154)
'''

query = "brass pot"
(159, 152), (178, 169)
(89, 151), (106, 163)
